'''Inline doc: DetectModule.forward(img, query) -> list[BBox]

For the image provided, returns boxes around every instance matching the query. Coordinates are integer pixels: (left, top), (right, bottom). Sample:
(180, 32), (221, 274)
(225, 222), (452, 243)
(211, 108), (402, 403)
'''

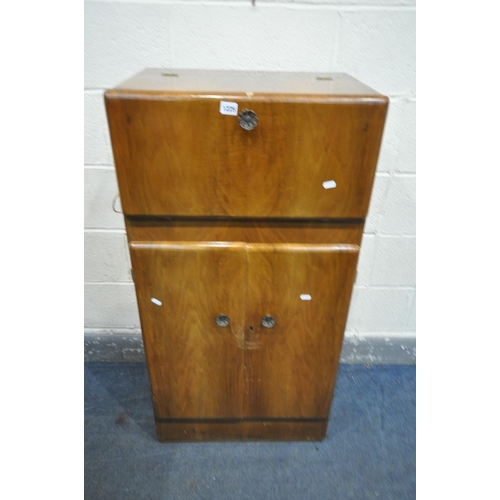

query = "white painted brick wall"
(336, 10), (416, 96)
(171, 5), (338, 71)
(346, 287), (414, 332)
(365, 173), (391, 233)
(406, 291), (416, 331)
(84, 232), (131, 282)
(376, 99), (404, 173)
(85, 2), (172, 89)
(393, 99), (416, 173)
(378, 175), (416, 235)
(354, 234), (376, 287)
(84, 91), (113, 165)
(85, 284), (140, 329)
(84, 168), (125, 229)
(370, 236), (416, 286)
(84, 0), (416, 342)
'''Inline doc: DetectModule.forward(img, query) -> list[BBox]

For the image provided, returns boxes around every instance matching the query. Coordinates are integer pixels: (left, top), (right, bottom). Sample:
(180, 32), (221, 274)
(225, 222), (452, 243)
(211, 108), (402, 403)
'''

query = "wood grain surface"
(129, 240), (358, 424)
(129, 242), (246, 419)
(244, 244), (359, 418)
(105, 97), (387, 218)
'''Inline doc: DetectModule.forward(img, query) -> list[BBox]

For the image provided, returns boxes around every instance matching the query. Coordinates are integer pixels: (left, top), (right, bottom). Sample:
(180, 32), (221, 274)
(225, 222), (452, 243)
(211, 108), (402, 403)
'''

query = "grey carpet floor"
(85, 363), (415, 499)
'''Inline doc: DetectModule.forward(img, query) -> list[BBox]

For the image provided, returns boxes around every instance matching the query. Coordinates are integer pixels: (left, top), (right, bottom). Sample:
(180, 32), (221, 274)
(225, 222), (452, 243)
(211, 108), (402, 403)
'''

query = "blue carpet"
(85, 363), (415, 499)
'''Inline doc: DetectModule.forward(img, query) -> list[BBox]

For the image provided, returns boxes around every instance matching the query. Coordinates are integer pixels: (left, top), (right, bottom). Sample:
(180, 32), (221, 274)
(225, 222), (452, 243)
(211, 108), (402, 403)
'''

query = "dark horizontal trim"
(125, 215), (366, 224)
(155, 417), (327, 424)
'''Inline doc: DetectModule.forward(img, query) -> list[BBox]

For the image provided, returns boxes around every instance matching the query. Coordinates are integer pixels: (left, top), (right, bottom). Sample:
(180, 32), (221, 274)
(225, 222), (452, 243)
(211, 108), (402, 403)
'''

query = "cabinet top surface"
(107, 68), (386, 99)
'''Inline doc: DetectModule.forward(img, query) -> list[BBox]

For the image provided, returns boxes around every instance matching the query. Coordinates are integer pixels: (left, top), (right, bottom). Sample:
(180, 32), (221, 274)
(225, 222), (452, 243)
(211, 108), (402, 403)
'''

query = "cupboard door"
(105, 97), (387, 218)
(129, 242), (246, 419)
(244, 244), (359, 418)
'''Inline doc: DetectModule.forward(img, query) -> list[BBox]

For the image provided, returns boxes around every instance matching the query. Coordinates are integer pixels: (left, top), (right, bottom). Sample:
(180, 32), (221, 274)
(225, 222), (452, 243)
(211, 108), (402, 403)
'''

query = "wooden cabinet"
(105, 69), (388, 441)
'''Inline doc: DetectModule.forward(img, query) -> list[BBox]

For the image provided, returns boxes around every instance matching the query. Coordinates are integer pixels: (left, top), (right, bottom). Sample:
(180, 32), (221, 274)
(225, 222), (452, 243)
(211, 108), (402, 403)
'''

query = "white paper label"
(151, 298), (162, 306)
(220, 101), (238, 116)
(322, 180), (337, 189)
(300, 294), (312, 301)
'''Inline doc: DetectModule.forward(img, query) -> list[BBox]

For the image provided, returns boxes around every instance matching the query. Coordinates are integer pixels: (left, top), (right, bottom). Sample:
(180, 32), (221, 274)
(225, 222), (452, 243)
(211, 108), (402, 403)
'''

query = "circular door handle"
(215, 314), (230, 327)
(238, 109), (258, 131)
(261, 315), (276, 329)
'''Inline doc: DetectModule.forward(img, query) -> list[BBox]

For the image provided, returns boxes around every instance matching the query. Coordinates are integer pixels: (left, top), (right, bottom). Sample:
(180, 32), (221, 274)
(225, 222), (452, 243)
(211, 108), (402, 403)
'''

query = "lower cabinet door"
(244, 243), (359, 419)
(129, 242), (247, 419)
(130, 241), (359, 424)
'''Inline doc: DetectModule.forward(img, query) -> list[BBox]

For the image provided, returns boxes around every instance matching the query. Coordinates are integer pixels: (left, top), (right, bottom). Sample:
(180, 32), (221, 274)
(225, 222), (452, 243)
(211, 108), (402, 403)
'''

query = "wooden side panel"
(129, 242), (246, 419)
(244, 244), (359, 418)
(105, 97), (387, 218)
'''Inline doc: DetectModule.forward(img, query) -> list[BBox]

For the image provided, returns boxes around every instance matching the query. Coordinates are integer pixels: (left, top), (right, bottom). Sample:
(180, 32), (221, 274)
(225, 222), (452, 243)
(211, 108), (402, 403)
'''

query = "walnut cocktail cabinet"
(104, 69), (388, 441)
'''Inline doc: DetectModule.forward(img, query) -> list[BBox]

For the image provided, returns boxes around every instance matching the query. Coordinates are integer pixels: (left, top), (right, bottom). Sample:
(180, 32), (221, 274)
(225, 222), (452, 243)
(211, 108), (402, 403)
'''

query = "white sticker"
(219, 101), (238, 116)
(151, 298), (162, 306)
(322, 180), (337, 189)
(300, 294), (312, 301)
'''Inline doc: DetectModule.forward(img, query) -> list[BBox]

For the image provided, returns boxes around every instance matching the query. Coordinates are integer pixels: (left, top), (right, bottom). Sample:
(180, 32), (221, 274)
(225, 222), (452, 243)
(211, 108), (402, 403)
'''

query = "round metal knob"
(238, 109), (258, 131)
(215, 314), (230, 327)
(261, 315), (276, 329)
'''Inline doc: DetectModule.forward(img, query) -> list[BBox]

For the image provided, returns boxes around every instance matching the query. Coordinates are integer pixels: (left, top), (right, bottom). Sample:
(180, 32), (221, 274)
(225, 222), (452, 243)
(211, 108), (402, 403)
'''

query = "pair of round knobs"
(215, 314), (275, 329)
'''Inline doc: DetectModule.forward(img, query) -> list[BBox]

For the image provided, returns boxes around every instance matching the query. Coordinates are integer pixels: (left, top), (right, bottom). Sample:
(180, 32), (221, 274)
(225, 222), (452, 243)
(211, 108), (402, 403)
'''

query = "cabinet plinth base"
(155, 419), (328, 442)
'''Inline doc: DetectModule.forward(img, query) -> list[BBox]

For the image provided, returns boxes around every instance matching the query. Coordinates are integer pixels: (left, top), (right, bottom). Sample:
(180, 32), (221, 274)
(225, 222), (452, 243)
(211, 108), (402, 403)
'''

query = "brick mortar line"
(85, 282), (135, 285)
(84, 328), (142, 334)
(364, 233), (416, 238)
(353, 285), (415, 290)
(83, 162), (114, 166)
(84, 88), (106, 94)
(345, 333), (416, 338)
(374, 234), (416, 239)
(85, 1), (416, 12)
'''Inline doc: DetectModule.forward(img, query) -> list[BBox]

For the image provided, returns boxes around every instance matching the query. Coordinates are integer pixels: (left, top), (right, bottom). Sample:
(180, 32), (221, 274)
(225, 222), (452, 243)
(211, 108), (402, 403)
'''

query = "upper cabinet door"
(106, 97), (387, 218)
(244, 243), (359, 419)
(129, 242), (247, 419)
